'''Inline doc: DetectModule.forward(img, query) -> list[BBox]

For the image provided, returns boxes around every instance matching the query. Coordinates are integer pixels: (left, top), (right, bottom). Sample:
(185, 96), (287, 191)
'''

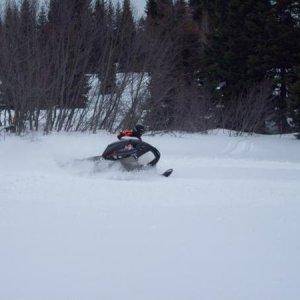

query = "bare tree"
(220, 80), (275, 135)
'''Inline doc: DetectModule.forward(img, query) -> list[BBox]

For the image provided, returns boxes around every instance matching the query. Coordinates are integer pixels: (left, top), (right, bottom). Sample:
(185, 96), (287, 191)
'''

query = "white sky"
(132, 0), (146, 15)
(117, 0), (146, 17)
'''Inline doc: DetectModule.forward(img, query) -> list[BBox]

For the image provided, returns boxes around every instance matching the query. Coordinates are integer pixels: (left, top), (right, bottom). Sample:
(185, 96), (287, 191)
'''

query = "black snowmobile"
(86, 125), (173, 177)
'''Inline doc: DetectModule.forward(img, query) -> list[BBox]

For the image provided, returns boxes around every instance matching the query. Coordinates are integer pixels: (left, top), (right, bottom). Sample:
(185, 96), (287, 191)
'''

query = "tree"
(47, 0), (93, 110)
(143, 0), (176, 129)
(144, 0), (209, 131)
(290, 67), (300, 137)
(145, 0), (174, 28)
(267, 0), (300, 132)
(197, 0), (300, 132)
(174, 0), (201, 85)
(92, 0), (118, 94)
(116, 0), (136, 71)
(202, 0), (272, 93)
(0, 1), (40, 131)
(0, 3), (20, 117)
(195, 1), (274, 131)
(145, 0), (159, 19)
(89, 0), (106, 72)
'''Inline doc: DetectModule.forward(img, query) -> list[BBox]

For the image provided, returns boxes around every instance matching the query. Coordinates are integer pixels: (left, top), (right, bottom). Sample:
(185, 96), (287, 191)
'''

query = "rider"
(117, 124), (145, 140)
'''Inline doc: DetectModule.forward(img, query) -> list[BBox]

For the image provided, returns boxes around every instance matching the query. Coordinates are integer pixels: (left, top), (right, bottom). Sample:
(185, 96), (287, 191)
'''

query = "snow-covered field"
(0, 131), (299, 300)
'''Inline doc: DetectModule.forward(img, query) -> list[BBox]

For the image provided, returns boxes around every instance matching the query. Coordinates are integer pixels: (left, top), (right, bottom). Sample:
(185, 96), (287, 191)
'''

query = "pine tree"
(267, 0), (300, 132)
(37, 6), (48, 48)
(92, 0), (117, 94)
(290, 69), (300, 137)
(189, 0), (228, 28)
(19, 0), (38, 86)
(67, 0), (93, 108)
(157, 0), (173, 20)
(117, 0), (136, 71)
(47, 0), (92, 108)
(202, 0), (272, 94)
(48, 0), (61, 25)
(174, 0), (201, 85)
(0, 3), (20, 109)
(20, 0), (36, 37)
(145, 0), (159, 19)
(144, 0), (204, 130)
(196, 0), (300, 132)
(188, 0), (216, 43)
(145, 0), (173, 27)
(89, 0), (106, 72)
(143, 0), (175, 129)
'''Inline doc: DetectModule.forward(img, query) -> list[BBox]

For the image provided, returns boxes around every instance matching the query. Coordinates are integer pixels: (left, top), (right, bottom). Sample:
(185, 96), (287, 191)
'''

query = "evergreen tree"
(48, 0), (61, 25)
(144, 0), (203, 130)
(94, 0), (117, 94)
(144, 0), (175, 129)
(174, 0), (201, 85)
(157, 0), (173, 20)
(188, 0), (218, 43)
(0, 4), (19, 111)
(202, 0), (272, 95)
(290, 67), (300, 137)
(19, 0), (38, 90)
(196, 0), (300, 132)
(145, 0), (159, 19)
(37, 5), (48, 48)
(267, 0), (300, 132)
(47, 0), (92, 108)
(20, 0), (36, 37)
(117, 0), (136, 71)
(189, 0), (228, 27)
(19, 0), (37, 72)
(145, 0), (173, 27)
(89, 0), (106, 72)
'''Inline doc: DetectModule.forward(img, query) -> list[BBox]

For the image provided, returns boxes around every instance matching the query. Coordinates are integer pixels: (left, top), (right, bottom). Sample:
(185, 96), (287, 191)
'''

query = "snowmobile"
(84, 125), (173, 177)
(86, 138), (173, 177)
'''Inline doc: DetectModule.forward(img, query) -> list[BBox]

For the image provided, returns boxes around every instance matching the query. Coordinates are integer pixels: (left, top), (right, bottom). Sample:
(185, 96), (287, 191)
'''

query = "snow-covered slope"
(0, 131), (299, 300)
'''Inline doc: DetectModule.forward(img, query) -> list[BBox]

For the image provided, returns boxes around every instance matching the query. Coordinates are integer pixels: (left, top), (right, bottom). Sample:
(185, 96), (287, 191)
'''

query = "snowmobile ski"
(162, 169), (173, 177)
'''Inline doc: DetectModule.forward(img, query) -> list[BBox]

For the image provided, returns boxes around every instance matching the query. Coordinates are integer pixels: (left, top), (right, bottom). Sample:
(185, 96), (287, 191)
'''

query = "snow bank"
(0, 131), (299, 300)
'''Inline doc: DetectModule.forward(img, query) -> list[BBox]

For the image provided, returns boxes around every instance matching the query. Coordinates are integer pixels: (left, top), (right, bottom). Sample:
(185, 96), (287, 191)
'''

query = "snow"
(0, 72), (149, 131)
(0, 131), (300, 300)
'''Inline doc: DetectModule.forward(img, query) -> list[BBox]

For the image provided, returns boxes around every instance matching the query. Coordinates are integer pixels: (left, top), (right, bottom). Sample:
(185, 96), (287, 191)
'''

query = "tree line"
(0, 0), (299, 135)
